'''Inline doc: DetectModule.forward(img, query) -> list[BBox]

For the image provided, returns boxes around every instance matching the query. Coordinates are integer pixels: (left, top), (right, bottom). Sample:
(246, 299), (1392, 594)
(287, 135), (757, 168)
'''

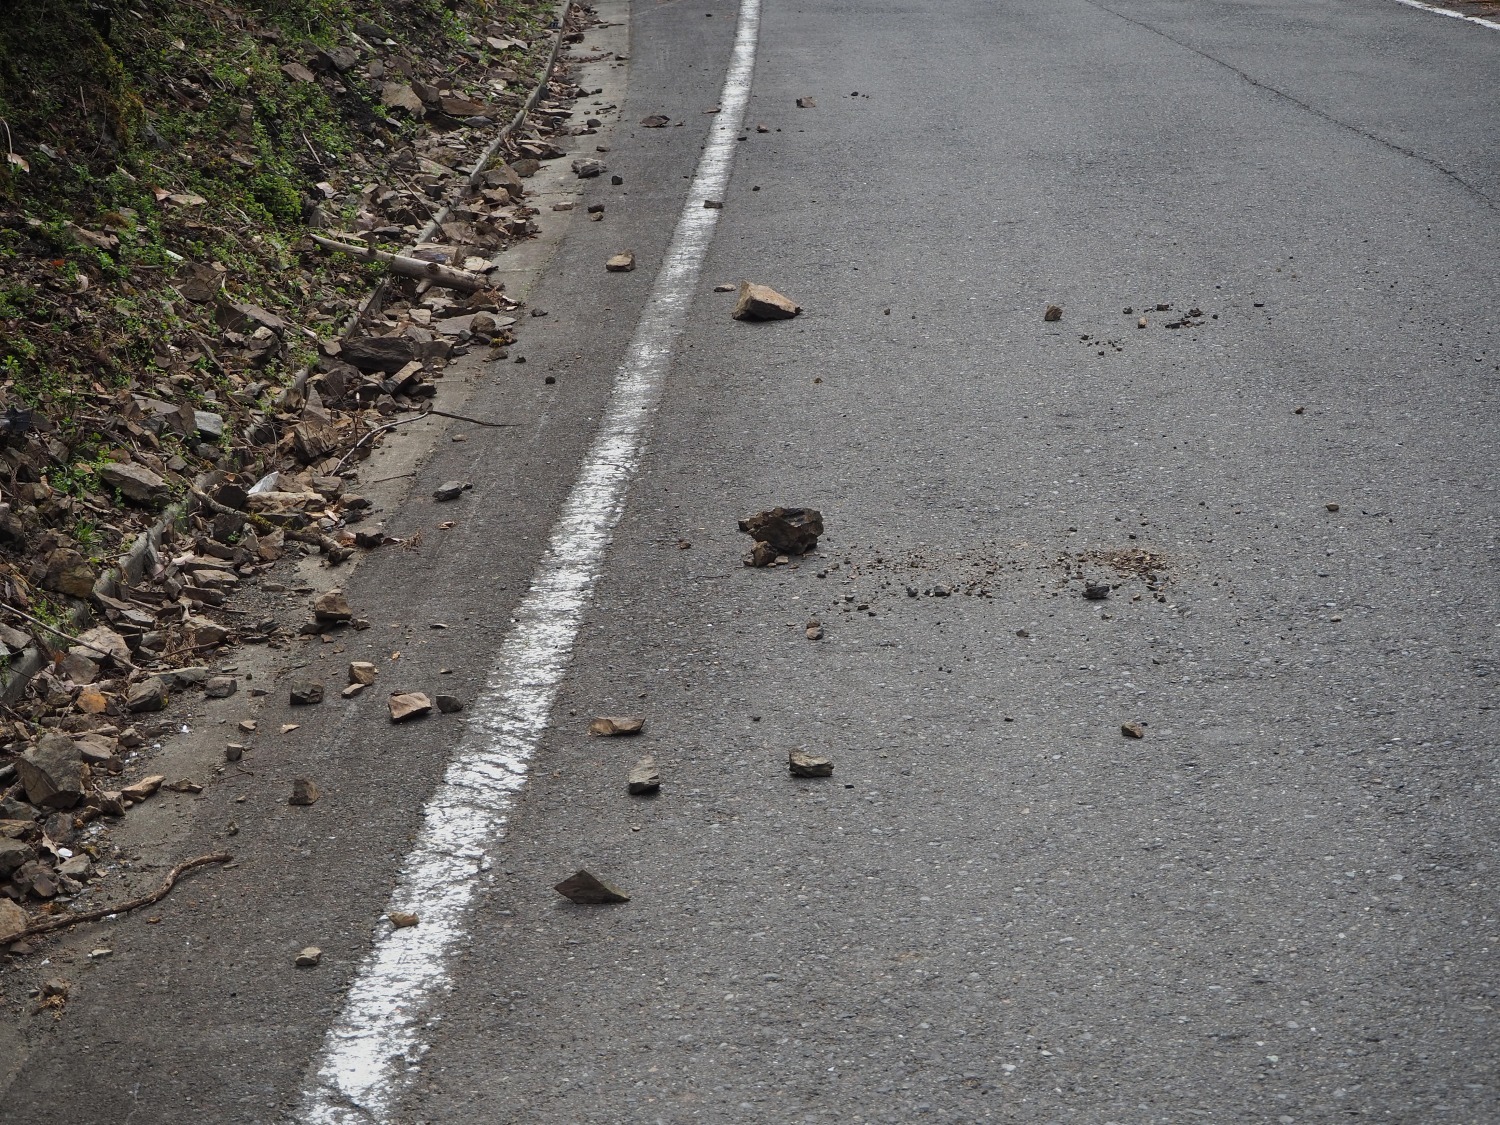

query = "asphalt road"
(6, 0), (1499, 1122)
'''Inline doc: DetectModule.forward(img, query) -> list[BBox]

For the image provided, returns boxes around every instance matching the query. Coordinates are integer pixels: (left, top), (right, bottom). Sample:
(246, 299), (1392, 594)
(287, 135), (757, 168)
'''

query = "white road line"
(1389, 0), (1500, 30)
(298, 0), (762, 1119)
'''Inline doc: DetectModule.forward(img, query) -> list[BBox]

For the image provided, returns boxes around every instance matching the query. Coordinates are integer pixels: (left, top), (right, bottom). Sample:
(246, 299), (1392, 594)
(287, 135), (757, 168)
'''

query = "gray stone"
(126, 676), (169, 713)
(100, 462), (169, 505)
(289, 682), (324, 706)
(789, 748), (834, 778)
(554, 870), (630, 904)
(204, 676), (238, 699)
(16, 735), (87, 809)
(0, 838), (35, 877)
(627, 756), (660, 796)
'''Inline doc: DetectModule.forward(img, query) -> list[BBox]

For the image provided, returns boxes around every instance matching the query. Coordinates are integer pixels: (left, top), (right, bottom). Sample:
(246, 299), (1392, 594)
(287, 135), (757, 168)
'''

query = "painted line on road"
(298, 0), (762, 1120)
(1389, 0), (1500, 30)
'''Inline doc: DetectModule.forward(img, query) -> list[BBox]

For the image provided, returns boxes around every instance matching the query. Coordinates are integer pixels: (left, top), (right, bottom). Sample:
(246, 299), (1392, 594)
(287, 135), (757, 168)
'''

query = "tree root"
(17, 853), (234, 940)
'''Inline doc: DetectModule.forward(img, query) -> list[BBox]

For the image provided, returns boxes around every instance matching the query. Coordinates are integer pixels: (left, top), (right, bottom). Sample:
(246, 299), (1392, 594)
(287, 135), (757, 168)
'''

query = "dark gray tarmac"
(4, 0), (1498, 1121)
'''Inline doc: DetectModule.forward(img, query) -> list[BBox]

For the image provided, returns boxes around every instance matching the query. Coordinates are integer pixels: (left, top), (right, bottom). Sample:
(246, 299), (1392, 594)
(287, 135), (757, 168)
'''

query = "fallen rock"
(120, 775), (164, 802)
(295, 946), (322, 967)
(554, 870), (630, 904)
(289, 778), (320, 805)
(204, 676), (238, 699)
(76, 687), (108, 714)
(342, 335), (418, 374)
(789, 748), (833, 777)
(313, 589), (353, 622)
(738, 507), (823, 562)
(712, 282), (736, 293)
(639, 114), (670, 127)
(348, 661), (378, 685)
(606, 252), (636, 272)
(389, 692), (432, 723)
(0, 838), (35, 877)
(388, 911), (419, 928)
(0, 899), (28, 943)
(732, 281), (800, 321)
(1083, 583), (1111, 601)
(289, 682), (324, 706)
(805, 619), (824, 641)
(44, 548), (97, 598)
(1044, 305), (1063, 322)
(126, 676), (169, 713)
(100, 461), (169, 505)
(341, 684), (365, 698)
(1121, 722), (1145, 739)
(796, 96), (816, 108)
(627, 755), (660, 795)
(433, 480), (467, 501)
(571, 157), (606, 178)
(435, 694), (464, 714)
(588, 716), (644, 736)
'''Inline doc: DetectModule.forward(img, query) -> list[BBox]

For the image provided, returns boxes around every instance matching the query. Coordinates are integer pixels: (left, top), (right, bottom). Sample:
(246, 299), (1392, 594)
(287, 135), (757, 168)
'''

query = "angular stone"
(733, 282), (801, 321)
(388, 911), (419, 928)
(738, 507), (823, 559)
(126, 676), (169, 713)
(72, 625), (132, 668)
(389, 692), (432, 723)
(289, 778), (320, 805)
(342, 335), (418, 373)
(313, 589), (353, 622)
(588, 716), (644, 737)
(348, 661), (378, 685)
(0, 838), (35, 877)
(75, 687), (109, 715)
(120, 775), (164, 802)
(44, 548), (97, 598)
(805, 620), (824, 641)
(341, 683), (365, 698)
(605, 252), (636, 272)
(1121, 722), (1145, 739)
(435, 694), (464, 714)
(0, 899), (28, 943)
(796, 96), (816, 108)
(17, 735), (86, 809)
(204, 676), (238, 699)
(295, 946), (322, 967)
(433, 480), (466, 502)
(100, 461), (169, 505)
(1044, 304), (1063, 322)
(639, 114), (670, 128)
(627, 756), (660, 796)
(571, 157), (606, 178)
(789, 748), (833, 777)
(554, 870), (630, 904)
(1083, 583), (1111, 600)
(289, 682), (324, 706)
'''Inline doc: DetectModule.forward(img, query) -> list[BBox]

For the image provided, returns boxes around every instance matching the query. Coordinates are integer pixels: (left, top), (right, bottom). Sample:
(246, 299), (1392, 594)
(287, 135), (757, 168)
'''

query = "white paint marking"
(299, 1), (762, 1120)
(1389, 0), (1500, 30)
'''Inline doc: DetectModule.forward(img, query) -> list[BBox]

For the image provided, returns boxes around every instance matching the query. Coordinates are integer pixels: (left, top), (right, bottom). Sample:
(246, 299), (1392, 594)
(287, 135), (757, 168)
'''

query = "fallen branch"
(0, 604), (121, 662)
(331, 408), (519, 473)
(189, 489), (351, 563)
(18, 853), (233, 939)
(311, 234), (490, 293)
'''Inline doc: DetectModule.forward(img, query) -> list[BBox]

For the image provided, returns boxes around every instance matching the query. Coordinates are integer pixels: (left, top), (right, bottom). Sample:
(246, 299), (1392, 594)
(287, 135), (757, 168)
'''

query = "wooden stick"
(17, 853), (233, 939)
(311, 235), (490, 292)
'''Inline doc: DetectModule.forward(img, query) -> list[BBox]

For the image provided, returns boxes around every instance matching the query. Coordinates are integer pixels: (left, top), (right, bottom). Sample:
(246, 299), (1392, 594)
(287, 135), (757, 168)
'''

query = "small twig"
(1, 604), (118, 660)
(300, 130), (327, 170)
(331, 408), (518, 474)
(18, 853), (233, 939)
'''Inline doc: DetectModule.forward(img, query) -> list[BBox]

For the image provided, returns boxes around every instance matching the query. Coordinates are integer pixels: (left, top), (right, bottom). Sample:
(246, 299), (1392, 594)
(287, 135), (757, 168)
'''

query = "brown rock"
(606, 252), (636, 272)
(588, 716), (644, 736)
(313, 589), (353, 622)
(732, 282), (801, 321)
(789, 748), (833, 777)
(348, 661), (378, 685)
(0, 900), (29, 944)
(380, 81), (425, 115)
(627, 756), (660, 796)
(389, 692), (432, 723)
(738, 507), (823, 558)
(44, 548), (97, 598)
(388, 911), (419, 928)
(120, 775), (164, 802)
(805, 620), (824, 641)
(76, 687), (109, 714)
(554, 870), (630, 904)
(295, 946), (322, 967)
(1044, 305), (1063, 322)
(796, 96), (816, 108)
(1121, 722), (1145, 739)
(289, 778), (320, 805)
(100, 462), (169, 505)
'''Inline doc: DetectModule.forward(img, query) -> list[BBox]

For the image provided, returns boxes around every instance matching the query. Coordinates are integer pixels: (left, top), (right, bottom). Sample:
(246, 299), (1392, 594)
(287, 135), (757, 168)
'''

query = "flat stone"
(1121, 722), (1145, 739)
(289, 682), (324, 706)
(738, 507), (823, 560)
(295, 946), (322, 967)
(733, 282), (801, 321)
(554, 870), (630, 904)
(125, 676), (169, 713)
(289, 778), (320, 805)
(342, 335), (417, 374)
(313, 589), (353, 622)
(588, 716), (644, 737)
(789, 748), (834, 778)
(389, 692), (432, 723)
(433, 480), (467, 502)
(605, 252), (636, 272)
(75, 687), (109, 714)
(100, 461), (169, 505)
(627, 755), (660, 796)
(120, 775), (164, 802)
(0, 838), (35, 877)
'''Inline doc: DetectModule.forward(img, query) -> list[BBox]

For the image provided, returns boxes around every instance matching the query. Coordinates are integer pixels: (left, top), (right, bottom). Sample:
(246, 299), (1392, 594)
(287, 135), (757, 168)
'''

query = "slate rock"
(605, 252), (636, 272)
(1044, 304), (1063, 322)
(433, 480), (467, 501)
(588, 716), (644, 736)
(389, 692), (432, 722)
(100, 462), (169, 505)
(627, 755), (660, 796)
(17, 735), (87, 810)
(1121, 722), (1145, 739)
(204, 676), (238, 699)
(125, 676), (169, 713)
(0, 899), (28, 944)
(732, 282), (800, 321)
(571, 158), (606, 178)
(554, 870), (630, 904)
(313, 589), (353, 622)
(342, 335), (418, 373)
(0, 838), (36, 877)
(289, 682), (324, 706)
(738, 507), (823, 559)
(44, 549), (97, 598)
(789, 748), (834, 777)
